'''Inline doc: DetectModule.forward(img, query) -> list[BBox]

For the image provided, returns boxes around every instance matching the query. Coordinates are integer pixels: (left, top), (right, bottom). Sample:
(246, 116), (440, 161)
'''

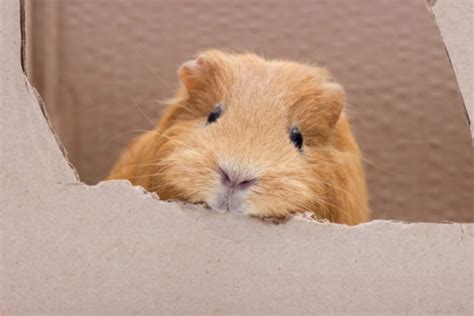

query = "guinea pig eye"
(290, 127), (303, 151)
(207, 104), (223, 124)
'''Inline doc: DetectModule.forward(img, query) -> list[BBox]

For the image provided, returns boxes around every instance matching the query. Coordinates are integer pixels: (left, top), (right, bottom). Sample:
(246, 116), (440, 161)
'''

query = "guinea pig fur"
(107, 50), (369, 225)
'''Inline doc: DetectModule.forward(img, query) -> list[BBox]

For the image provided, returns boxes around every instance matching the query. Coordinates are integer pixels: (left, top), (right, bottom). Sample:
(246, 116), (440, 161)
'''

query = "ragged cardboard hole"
(24, 0), (473, 223)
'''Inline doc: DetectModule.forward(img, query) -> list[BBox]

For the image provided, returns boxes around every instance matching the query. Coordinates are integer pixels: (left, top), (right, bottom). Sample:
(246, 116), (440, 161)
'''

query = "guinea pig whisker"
(125, 160), (173, 168)
(262, 183), (357, 223)
(109, 128), (179, 144)
(175, 103), (201, 117)
(252, 191), (315, 217)
(130, 97), (156, 128)
(315, 148), (399, 177)
(259, 184), (354, 222)
(126, 128), (190, 149)
(310, 195), (356, 223)
(133, 156), (185, 166)
(126, 162), (169, 168)
(310, 179), (355, 199)
(147, 182), (171, 192)
(314, 148), (375, 165)
(105, 129), (151, 144)
(152, 97), (201, 117)
(127, 171), (169, 180)
(150, 98), (172, 105)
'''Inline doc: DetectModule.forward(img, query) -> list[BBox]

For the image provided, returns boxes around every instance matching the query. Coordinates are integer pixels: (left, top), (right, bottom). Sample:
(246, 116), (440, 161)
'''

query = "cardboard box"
(26, 0), (474, 222)
(1, 0), (473, 314)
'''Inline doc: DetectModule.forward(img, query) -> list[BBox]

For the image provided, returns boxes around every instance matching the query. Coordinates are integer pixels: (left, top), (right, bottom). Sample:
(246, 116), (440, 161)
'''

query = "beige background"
(26, 0), (473, 222)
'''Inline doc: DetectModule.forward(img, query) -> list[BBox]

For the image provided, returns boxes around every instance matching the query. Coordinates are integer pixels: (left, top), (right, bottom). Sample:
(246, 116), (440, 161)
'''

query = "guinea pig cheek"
(159, 137), (219, 204)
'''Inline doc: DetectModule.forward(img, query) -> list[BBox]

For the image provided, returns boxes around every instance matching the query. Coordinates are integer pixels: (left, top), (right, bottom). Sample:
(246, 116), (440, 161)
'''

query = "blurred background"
(25, 0), (473, 222)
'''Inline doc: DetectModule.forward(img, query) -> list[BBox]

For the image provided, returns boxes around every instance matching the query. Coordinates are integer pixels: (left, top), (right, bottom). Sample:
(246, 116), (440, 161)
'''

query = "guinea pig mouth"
(208, 190), (247, 214)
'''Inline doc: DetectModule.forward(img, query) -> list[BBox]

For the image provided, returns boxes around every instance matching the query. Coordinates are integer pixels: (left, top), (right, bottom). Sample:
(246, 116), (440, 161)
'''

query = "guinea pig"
(107, 50), (369, 225)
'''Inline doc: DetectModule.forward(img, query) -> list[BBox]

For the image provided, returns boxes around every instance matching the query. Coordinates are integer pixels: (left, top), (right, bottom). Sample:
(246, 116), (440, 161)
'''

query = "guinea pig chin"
(208, 188), (249, 214)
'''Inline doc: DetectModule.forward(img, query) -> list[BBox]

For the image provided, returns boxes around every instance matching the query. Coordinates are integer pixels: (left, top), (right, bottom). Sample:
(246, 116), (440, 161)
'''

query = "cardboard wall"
(1, 1), (473, 314)
(26, 0), (473, 222)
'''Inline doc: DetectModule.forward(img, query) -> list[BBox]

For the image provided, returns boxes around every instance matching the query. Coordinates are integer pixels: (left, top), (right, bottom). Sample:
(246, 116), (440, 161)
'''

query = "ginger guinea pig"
(107, 50), (369, 225)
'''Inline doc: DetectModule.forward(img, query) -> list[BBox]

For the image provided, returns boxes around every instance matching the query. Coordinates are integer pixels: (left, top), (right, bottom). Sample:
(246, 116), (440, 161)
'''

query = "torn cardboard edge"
(21, 58), (469, 226)
(19, 0), (473, 226)
(428, 0), (474, 141)
(2, 1), (473, 314)
(25, 74), (82, 182)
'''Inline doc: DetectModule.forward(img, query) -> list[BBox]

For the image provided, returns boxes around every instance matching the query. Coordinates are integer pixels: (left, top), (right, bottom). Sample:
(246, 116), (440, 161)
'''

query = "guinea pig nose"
(218, 166), (256, 190)
(219, 167), (231, 185)
(237, 178), (257, 190)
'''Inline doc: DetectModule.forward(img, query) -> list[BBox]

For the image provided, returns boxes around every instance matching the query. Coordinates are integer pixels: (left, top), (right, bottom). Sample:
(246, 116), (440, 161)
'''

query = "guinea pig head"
(151, 50), (346, 218)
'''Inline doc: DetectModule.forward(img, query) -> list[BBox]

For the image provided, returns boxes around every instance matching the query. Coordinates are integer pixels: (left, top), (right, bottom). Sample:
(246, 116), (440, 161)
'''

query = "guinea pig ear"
(178, 56), (207, 91)
(295, 80), (345, 141)
(320, 81), (344, 128)
(178, 50), (226, 92)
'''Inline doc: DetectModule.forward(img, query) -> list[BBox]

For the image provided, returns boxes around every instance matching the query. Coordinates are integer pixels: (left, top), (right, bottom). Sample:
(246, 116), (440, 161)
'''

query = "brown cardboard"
(1, 0), (473, 314)
(26, 0), (474, 222)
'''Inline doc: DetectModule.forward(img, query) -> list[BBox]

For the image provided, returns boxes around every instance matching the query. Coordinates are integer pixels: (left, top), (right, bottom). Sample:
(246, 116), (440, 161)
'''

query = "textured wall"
(27, 0), (473, 222)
